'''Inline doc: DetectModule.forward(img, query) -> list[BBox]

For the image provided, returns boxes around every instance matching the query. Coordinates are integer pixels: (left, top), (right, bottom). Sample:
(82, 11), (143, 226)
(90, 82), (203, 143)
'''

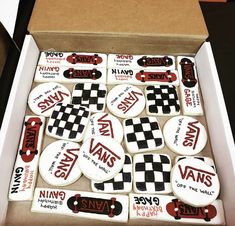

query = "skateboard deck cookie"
(38, 51), (107, 68)
(28, 82), (71, 117)
(31, 188), (128, 222)
(9, 116), (45, 201)
(171, 158), (220, 207)
(39, 140), (82, 186)
(145, 85), (180, 116)
(177, 56), (203, 115)
(107, 68), (179, 86)
(83, 112), (123, 143)
(129, 193), (225, 225)
(123, 116), (164, 154)
(163, 116), (207, 155)
(72, 83), (107, 113)
(78, 136), (125, 182)
(133, 153), (172, 194)
(92, 154), (132, 193)
(34, 66), (106, 84)
(108, 54), (175, 70)
(46, 103), (90, 142)
(106, 84), (145, 118)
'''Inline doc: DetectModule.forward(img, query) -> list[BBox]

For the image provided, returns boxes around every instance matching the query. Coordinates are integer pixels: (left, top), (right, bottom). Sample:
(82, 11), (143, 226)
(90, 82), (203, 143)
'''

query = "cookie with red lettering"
(123, 116), (164, 154)
(171, 158), (220, 207)
(46, 103), (90, 142)
(163, 116), (207, 155)
(78, 136), (125, 182)
(133, 153), (172, 194)
(28, 82), (71, 117)
(106, 84), (145, 118)
(39, 140), (82, 186)
(83, 113), (123, 143)
(72, 83), (107, 113)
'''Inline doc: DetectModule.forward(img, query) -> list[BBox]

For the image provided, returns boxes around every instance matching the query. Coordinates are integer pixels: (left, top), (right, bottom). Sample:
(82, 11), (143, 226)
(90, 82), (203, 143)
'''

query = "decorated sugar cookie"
(78, 136), (125, 182)
(72, 83), (107, 113)
(145, 85), (180, 116)
(39, 140), (82, 186)
(83, 113), (123, 143)
(46, 103), (90, 142)
(123, 116), (164, 153)
(171, 158), (220, 207)
(133, 153), (172, 194)
(107, 84), (145, 118)
(28, 82), (71, 117)
(163, 116), (207, 155)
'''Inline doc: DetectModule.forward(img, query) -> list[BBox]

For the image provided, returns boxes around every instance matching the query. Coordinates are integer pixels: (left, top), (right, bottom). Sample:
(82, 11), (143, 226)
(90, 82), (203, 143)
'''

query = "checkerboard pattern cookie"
(145, 85), (180, 115)
(123, 117), (164, 154)
(46, 103), (90, 142)
(133, 153), (172, 194)
(92, 154), (132, 193)
(72, 83), (107, 112)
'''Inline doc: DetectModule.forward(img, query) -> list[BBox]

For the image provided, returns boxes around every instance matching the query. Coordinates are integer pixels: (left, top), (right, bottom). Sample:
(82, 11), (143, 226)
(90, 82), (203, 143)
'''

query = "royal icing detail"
(129, 193), (225, 225)
(133, 153), (172, 194)
(39, 140), (82, 186)
(46, 103), (90, 142)
(171, 158), (220, 207)
(145, 85), (180, 116)
(107, 68), (179, 86)
(78, 136), (125, 181)
(72, 83), (107, 113)
(38, 52), (107, 68)
(108, 54), (175, 70)
(92, 154), (132, 193)
(177, 56), (203, 115)
(34, 66), (106, 84)
(106, 84), (145, 118)
(83, 113), (123, 143)
(28, 82), (71, 117)
(31, 188), (128, 222)
(123, 117), (164, 153)
(163, 116), (207, 155)
(9, 116), (45, 201)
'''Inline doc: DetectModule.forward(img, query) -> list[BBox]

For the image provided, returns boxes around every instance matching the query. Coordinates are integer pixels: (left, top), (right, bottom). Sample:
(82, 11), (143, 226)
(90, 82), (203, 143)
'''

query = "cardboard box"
(0, 0), (234, 225)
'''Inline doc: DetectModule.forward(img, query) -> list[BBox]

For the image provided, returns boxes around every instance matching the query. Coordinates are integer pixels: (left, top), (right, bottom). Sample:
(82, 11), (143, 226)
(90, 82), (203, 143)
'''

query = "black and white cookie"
(46, 103), (90, 142)
(133, 153), (172, 194)
(92, 154), (132, 193)
(123, 116), (164, 154)
(72, 83), (107, 112)
(145, 85), (180, 116)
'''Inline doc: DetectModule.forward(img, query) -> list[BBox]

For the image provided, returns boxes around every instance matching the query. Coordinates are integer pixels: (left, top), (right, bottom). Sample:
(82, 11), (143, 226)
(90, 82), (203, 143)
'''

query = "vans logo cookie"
(137, 56), (173, 67)
(63, 68), (102, 80)
(66, 53), (103, 65)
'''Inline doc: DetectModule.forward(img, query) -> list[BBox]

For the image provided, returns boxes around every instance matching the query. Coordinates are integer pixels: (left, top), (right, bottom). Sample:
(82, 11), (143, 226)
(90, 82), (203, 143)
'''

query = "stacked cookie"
(8, 52), (225, 224)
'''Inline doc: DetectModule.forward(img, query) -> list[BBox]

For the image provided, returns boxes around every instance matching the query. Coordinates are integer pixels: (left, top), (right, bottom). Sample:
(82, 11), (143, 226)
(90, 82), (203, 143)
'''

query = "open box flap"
(28, 0), (208, 53)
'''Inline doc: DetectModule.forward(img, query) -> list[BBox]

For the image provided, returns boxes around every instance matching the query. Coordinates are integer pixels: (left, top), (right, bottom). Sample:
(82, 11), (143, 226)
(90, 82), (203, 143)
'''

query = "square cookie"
(91, 154), (132, 193)
(72, 83), (107, 112)
(46, 103), (90, 142)
(123, 117), (164, 154)
(145, 85), (180, 116)
(133, 153), (172, 194)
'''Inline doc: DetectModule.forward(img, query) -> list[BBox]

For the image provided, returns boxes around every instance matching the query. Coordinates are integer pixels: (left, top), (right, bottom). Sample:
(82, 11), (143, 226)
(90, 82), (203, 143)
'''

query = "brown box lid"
(28, 0), (208, 54)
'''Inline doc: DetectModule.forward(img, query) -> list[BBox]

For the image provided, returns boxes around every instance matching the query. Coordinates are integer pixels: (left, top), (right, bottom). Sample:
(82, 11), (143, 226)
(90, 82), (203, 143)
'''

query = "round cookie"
(171, 158), (220, 207)
(39, 140), (82, 186)
(78, 136), (125, 182)
(28, 82), (71, 117)
(83, 112), (123, 143)
(106, 84), (145, 118)
(163, 116), (207, 155)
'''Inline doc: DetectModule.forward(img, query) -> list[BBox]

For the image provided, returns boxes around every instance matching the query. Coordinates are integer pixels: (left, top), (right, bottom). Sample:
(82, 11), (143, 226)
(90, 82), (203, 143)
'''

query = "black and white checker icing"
(92, 154), (132, 193)
(145, 85), (180, 115)
(46, 103), (90, 142)
(72, 83), (107, 112)
(133, 154), (172, 194)
(123, 117), (164, 153)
